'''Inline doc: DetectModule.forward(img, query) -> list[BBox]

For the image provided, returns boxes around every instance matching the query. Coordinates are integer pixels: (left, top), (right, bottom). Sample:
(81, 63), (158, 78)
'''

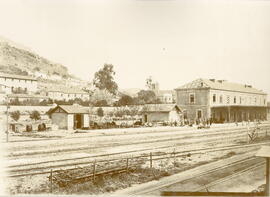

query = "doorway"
(74, 114), (83, 129)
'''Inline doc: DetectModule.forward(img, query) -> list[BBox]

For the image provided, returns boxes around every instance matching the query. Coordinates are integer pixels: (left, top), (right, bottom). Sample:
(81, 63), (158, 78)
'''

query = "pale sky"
(0, 0), (270, 96)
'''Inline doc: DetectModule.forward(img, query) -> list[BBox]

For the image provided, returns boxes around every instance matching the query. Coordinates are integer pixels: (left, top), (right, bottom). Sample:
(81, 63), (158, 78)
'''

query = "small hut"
(141, 104), (182, 124)
(48, 104), (90, 130)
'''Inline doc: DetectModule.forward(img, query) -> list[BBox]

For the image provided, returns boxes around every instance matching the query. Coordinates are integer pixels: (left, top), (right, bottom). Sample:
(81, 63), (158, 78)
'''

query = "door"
(75, 114), (82, 129)
(197, 110), (202, 119)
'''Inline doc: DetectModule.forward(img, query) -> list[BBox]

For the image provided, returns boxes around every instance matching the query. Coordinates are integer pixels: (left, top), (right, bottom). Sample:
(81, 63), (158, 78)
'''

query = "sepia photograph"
(0, 0), (270, 196)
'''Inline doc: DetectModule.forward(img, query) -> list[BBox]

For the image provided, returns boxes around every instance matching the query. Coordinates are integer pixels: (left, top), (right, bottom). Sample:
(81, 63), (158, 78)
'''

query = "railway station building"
(175, 79), (268, 123)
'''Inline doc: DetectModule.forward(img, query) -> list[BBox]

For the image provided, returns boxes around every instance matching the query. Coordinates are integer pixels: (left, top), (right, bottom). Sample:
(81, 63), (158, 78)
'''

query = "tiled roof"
(142, 104), (181, 113)
(49, 105), (89, 114)
(175, 78), (266, 95)
(0, 72), (37, 81)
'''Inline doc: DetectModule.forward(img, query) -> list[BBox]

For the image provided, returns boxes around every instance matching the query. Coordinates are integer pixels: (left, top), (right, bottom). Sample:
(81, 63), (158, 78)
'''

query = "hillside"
(0, 36), (70, 79)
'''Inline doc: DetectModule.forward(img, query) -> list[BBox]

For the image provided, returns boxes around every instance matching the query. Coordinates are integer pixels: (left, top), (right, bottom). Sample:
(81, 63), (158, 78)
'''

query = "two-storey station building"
(175, 78), (267, 123)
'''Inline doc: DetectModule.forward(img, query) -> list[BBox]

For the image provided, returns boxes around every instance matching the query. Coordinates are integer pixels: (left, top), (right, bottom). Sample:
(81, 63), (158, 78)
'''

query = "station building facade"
(175, 79), (268, 123)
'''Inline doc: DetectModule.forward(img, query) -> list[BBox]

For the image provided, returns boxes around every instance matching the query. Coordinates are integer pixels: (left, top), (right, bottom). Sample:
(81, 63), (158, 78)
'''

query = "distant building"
(142, 104), (182, 123)
(0, 73), (37, 94)
(156, 90), (176, 104)
(175, 78), (268, 123)
(149, 81), (176, 104)
(43, 86), (89, 101)
(8, 94), (49, 103)
(48, 104), (90, 130)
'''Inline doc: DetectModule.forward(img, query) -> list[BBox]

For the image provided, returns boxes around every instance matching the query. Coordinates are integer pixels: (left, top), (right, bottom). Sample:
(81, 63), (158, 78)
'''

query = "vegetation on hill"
(0, 39), (70, 78)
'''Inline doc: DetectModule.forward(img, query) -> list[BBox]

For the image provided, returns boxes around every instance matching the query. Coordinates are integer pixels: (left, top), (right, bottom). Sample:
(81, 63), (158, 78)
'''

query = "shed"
(48, 104), (90, 130)
(142, 104), (182, 123)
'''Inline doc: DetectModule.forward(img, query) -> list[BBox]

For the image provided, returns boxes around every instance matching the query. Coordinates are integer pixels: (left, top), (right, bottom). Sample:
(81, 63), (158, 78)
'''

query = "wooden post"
(50, 169), (53, 193)
(93, 160), (96, 182)
(266, 158), (270, 197)
(126, 158), (129, 173)
(173, 148), (176, 167)
(150, 152), (152, 168)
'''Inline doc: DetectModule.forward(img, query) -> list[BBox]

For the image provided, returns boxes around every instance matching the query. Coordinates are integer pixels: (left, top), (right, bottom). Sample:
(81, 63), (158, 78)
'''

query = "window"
(234, 96), (236, 104)
(220, 95), (223, 104)
(254, 97), (257, 104)
(226, 96), (230, 104)
(240, 97), (242, 104)
(213, 94), (216, 103)
(189, 94), (195, 104)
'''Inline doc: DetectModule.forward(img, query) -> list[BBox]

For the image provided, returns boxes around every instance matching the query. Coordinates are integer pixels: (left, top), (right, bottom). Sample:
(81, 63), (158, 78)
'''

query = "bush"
(30, 110), (41, 121)
(10, 110), (20, 121)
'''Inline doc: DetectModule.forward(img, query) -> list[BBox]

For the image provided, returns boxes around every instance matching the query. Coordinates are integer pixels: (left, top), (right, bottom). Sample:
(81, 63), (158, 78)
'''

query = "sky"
(0, 0), (269, 96)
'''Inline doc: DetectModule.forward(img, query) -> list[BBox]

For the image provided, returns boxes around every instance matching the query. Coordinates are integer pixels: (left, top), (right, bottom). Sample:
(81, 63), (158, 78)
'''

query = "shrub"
(30, 110), (41, 121)
(10, 110), (20, 121)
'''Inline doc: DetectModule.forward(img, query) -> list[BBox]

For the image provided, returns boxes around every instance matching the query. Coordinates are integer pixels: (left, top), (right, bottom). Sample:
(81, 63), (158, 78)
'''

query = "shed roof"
(49, 105), (89, 114)
(175, 78), (266, 95)
(142, 104), (181, 113)
(255, 146), (270, 158)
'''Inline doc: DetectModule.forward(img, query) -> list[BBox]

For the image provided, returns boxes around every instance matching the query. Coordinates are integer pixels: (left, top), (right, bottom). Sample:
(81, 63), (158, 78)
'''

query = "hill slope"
(0, 36), (70, 78)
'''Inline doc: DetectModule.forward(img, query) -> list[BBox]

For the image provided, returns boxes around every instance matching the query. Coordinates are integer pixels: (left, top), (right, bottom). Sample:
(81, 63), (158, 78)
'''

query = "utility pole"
(6, 95), (9, 142)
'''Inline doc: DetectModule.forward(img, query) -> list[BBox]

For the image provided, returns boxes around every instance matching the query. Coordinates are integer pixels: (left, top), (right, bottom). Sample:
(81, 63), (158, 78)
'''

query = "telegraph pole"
(6, 95), (9, 142)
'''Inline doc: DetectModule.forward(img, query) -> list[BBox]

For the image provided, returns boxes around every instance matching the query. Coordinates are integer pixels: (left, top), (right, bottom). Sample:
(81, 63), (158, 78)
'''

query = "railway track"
(7, 141), (270, 178)
(8, 124), (270, 158)
(120, 155), (265, 196)
(10, 123), (264, 143)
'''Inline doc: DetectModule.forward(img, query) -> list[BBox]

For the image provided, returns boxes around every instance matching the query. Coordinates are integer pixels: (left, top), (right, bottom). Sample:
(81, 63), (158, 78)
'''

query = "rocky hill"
(0, 36), (71, 79)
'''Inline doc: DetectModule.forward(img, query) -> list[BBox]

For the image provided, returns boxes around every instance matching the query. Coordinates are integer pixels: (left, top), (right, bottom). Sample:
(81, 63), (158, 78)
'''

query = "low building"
(48, 104), (90, 130)
(43, 86), (89, 101)
(142, 104), (182, 123)
(175, 78), (268, 123)
(0, 72), (37, 94)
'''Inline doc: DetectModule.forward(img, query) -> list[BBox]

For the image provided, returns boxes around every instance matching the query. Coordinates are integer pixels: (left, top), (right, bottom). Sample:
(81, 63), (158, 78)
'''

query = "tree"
(30, 110), (41, 121)
(93, 64), (118, 95)
(97, 107), (104, 117)
(137, 90), (157, 104)
(10, 111), (20, 122)
(116, 95), (134, 106)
